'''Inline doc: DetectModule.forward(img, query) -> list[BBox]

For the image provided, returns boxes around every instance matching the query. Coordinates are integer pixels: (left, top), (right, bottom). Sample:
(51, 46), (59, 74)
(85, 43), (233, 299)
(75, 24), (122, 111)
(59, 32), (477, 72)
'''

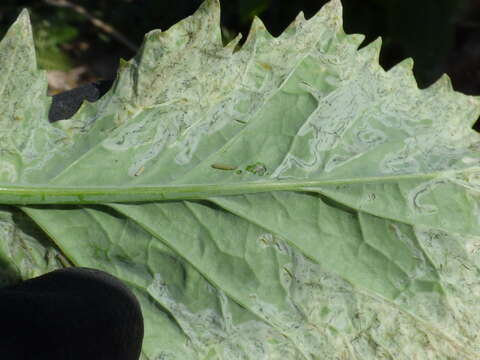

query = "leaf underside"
(1, 1), (480, 359)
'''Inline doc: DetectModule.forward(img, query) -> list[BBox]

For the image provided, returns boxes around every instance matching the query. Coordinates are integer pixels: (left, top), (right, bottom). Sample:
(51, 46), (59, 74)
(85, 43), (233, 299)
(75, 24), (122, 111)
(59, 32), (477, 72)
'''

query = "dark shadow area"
(0, 257), (21, 288)
(192, 199), (230, 213)
(0, 267), (144, 360)
(298, 191), (358, 216)
(10, 206), (61, 249)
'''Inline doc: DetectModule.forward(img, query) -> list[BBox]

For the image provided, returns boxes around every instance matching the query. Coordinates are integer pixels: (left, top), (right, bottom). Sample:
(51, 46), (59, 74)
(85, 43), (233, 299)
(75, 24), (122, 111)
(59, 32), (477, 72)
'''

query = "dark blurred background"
(1, 0), (480, 127)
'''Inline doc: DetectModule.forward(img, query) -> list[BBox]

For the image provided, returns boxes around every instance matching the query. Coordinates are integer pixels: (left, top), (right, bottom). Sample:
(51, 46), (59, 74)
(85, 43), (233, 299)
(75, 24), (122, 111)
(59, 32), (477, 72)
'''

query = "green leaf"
(33, 18), (77, 71)
(1, 1), (480, 359)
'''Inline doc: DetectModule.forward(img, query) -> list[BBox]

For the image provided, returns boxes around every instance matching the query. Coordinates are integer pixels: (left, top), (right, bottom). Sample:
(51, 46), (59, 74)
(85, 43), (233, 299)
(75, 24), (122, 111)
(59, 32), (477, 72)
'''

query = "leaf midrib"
(0, 169), (469, 204)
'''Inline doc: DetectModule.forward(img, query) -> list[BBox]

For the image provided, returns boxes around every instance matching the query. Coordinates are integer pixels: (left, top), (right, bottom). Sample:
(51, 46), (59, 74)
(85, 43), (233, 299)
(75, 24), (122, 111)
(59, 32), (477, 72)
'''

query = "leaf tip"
(1, 7), (37, 70)
(18, 8), (31, 21)
(7, 7), (33, 37)
(387, 57), (419, 88)
(358, 36), (382, 64)
(242, 16), (273, 47)
(319, 0), (344, 23)
(195, 0), (221, 23)
(198, 0), (221, 13)
(393, 57), (414, 70)
(192, 0), (222, 45)
(225, 32), (242, 51)
(296, 11), (306, 22)
(428, 73), (453, 92)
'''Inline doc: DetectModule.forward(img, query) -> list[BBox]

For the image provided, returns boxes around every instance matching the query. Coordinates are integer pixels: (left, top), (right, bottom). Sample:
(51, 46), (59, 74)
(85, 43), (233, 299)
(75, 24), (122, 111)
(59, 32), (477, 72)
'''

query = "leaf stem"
(0, 170), (461, 204)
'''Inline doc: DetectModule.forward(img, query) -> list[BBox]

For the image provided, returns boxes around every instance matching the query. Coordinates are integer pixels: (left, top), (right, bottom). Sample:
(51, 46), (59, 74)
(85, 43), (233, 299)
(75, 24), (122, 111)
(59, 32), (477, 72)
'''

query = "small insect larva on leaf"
(134, 167), (145, 176)
(211, 163), (237, 171)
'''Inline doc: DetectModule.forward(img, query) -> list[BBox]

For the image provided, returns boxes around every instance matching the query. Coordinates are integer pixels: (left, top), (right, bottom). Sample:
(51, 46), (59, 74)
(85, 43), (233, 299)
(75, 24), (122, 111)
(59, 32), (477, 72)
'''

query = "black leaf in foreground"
(48, 80), (114, 122)
(0, 267), (144, 360)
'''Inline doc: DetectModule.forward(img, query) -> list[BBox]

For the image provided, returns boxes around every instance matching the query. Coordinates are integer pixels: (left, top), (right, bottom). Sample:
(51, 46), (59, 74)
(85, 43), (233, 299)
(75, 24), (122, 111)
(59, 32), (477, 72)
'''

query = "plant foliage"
(1, 0), (480, 358)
